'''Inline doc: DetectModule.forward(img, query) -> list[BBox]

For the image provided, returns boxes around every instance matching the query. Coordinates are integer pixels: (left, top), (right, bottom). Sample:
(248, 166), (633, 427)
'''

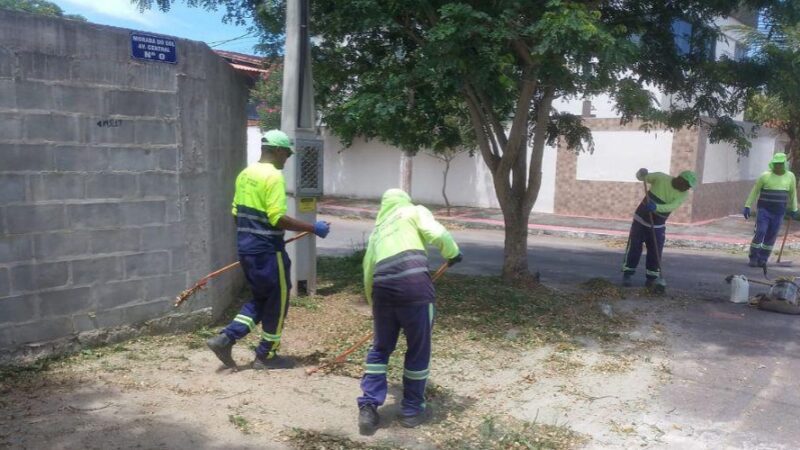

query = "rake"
(173, 231), (312, 308)
(305, 261), (450, 376)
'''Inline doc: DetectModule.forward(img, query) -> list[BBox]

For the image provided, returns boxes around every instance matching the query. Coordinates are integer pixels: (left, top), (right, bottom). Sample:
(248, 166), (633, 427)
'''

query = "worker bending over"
(358, 189), (462, 435)
(622, 168), (695, 287)
(207, 130), (330, 370)
(743, 152), (799, 267)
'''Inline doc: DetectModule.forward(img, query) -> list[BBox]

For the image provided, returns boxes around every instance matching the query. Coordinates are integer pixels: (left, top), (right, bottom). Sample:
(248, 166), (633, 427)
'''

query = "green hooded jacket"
(363, 189), (460, 304)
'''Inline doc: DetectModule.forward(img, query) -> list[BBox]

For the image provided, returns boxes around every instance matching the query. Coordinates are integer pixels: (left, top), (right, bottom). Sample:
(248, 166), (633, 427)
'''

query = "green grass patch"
(228, 414), (252, 434)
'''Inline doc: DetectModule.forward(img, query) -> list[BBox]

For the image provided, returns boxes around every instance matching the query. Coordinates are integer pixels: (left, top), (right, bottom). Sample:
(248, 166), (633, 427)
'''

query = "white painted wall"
(576, 130), (674, 182)
(702, 129), (781, 183)
(246, 126), (263, 165)
(319, 129), (558, 213)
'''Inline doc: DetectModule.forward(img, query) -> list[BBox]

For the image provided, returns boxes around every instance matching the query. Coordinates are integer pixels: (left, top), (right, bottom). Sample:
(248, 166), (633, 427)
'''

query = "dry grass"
(0, 252), (641, 450)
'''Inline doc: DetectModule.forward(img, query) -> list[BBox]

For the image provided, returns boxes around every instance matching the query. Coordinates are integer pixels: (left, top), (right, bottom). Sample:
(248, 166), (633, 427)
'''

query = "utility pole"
(282, 0), (323, 295)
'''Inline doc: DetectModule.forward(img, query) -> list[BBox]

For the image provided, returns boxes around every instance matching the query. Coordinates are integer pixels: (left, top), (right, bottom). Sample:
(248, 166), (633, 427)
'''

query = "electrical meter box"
(284, 137), (324, 197)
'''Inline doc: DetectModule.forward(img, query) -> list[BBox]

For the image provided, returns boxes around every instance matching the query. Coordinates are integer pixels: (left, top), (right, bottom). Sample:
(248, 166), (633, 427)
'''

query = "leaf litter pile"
(1, 253), (639, 450)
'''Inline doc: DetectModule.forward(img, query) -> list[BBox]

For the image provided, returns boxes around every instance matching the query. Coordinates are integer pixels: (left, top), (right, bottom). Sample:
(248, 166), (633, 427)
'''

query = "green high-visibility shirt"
(745, 171), (798, 212)
(642, 172), (688, 215)
(231, 162), (288, 254)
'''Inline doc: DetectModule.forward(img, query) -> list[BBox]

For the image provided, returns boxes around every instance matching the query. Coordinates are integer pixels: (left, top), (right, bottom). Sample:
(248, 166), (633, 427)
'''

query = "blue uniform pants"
(622, 220), (665, 280)
(750, 208), (784, 264)
(357, 303), (434, 417)
(221, 251), (291, 358)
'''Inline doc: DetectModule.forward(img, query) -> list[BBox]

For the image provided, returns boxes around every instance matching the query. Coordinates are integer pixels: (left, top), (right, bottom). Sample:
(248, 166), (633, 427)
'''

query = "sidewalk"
(319, 196), (800, 251)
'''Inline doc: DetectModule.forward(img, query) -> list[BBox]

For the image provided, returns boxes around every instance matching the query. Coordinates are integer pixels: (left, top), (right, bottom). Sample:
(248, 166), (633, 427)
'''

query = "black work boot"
(358, 404), (379, 435)
(644, 278), (655, 289)
(206, 334), (236, 368)
(252, 354), (295, 370)
(622, 272), (633, 287)
(398, 408), (430, 428)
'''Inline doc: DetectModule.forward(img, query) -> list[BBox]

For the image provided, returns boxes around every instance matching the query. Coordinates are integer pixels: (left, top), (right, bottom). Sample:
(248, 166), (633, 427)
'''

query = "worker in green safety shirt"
(357, 189), (462, 435)
(622, 169), (695, 287)
(206, 129), (331, 370)
(743, 152), (799, 267)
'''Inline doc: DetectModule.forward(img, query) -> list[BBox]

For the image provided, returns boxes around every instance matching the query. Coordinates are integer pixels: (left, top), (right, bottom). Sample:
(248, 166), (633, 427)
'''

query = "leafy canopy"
(0, 0), (86, 21)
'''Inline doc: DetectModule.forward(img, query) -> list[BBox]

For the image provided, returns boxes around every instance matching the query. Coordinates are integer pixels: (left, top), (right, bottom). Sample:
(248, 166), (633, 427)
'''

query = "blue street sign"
(131, 32), (177, 64)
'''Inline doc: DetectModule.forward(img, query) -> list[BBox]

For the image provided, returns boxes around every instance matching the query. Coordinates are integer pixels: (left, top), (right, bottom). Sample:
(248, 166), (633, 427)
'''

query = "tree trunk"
(787, 132), (800, 176)
(501, 208), (530, 283)
(442, 158), (451, 216)
(400, 150), (413, 193)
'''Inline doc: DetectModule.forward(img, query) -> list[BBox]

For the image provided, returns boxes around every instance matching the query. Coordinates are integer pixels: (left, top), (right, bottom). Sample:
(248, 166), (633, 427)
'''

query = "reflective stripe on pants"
(222, 251), (291, 358)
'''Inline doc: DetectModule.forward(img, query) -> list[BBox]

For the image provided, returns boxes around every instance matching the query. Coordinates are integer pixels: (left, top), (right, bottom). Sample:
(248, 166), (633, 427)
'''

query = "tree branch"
(463, 86), (500, 173)
(511, 38), (535, 68)
(393, 15), (425, 46)
(498, 77), (538, 185)
(524, 86), (556, 211)
(475, 89), (509, 150)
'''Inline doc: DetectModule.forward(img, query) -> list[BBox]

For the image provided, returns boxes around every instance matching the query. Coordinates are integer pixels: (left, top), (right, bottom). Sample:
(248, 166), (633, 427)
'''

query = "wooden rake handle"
(777, 216), (793, 263)
(173, 231), (313, 308)
(305, 261), (450, 376)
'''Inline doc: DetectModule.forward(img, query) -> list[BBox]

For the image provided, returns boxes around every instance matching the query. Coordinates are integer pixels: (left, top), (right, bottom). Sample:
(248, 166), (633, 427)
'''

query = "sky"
(52, 0), (260, 54)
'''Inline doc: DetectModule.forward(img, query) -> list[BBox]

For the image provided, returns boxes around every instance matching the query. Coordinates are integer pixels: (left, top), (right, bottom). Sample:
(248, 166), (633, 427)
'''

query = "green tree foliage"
(738, 15), (800, 173)
(0, 0), (86, 21)
(133, 0), (785, 283)
(251, 62), (283, 130)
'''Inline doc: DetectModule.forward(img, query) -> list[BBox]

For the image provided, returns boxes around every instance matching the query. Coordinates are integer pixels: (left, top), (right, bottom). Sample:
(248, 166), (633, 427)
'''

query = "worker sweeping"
(357, 189), (462, 435)
(622, 168), (695, 288)
(206, 130), (330, 370)
(743, 152), (799, 268)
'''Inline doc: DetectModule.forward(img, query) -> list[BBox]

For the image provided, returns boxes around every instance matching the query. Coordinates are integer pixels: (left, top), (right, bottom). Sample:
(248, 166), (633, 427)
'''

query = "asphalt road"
(316, 214), (790, 298)
(317, 214), (800, 449)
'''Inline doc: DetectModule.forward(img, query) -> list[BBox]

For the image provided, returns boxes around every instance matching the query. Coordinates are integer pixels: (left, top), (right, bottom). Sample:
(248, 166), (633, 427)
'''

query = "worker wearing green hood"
(744, 152), (799, 267)
(357, 189), (461, 435)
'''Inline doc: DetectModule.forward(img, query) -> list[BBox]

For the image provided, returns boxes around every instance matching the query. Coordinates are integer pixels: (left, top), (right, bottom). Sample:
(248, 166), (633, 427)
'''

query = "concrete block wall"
(0, 10), (247, 357)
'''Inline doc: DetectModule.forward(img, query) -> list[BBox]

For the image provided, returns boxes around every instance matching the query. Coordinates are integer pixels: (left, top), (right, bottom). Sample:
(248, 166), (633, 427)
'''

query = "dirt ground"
(0, 257), (686, 450)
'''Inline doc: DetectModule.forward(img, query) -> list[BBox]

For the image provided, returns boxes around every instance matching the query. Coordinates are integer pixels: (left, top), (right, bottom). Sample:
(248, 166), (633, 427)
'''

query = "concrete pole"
(282, 0), (321, 295)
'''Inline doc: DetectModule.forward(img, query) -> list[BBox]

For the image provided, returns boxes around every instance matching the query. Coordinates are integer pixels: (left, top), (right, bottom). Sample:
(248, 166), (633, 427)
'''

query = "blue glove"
(448, 253), (463, 267)
(645, 200), (657, 212)
(742, 207), (750, 220)
(313, 220), (330, 238)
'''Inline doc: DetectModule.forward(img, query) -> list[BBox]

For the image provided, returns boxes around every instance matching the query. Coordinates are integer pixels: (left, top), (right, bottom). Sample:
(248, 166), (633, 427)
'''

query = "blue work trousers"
(622, 220), (666, 280)
(222, 251), (291, 358)
(357, 303), (434, 417)
(750, 208), (784, 265)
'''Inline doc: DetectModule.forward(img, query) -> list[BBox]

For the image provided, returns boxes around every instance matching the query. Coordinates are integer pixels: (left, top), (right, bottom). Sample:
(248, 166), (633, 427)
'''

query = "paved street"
(317, 215), (792, 298)
(318, 214), (800, 449)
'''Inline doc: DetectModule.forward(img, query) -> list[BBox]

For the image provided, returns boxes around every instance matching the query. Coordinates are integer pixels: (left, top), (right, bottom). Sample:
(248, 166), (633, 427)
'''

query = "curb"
(319, 205), (800, 252)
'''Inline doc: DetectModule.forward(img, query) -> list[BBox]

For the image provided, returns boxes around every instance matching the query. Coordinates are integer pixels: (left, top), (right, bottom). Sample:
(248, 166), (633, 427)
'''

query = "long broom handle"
(777, 216), (792, 263)
(173, 231), (313, 308)
(642, 180), (664, 277)
(305, 261), (450, 376)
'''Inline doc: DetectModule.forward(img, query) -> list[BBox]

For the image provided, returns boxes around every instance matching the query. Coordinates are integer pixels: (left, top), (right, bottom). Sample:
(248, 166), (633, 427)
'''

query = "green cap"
(261, 129), (293, 149)
(678, 170), (697, 188)
(771, 152), (787, 165)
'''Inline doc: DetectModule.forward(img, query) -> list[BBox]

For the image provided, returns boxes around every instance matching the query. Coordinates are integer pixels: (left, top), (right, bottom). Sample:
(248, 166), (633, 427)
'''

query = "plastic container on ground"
(729, 275), (749, 304)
